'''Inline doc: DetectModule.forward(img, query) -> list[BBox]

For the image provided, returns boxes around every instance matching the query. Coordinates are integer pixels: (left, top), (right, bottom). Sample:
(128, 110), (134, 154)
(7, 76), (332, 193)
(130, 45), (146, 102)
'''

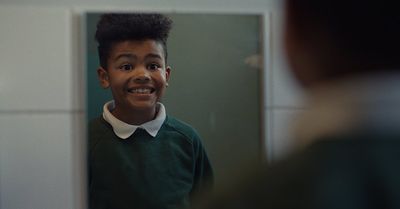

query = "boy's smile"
(97, 39), (170, 125)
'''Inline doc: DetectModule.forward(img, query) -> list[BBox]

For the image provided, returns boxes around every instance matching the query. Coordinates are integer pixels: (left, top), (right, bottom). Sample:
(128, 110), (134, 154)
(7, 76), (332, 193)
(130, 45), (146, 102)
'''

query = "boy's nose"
(133, 70), (151, 83)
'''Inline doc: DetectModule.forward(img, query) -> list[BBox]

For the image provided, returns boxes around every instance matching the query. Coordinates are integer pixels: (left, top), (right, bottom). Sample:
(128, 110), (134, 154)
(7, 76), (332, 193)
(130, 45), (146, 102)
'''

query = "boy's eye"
(119, 64), (133, 71)
(147, 63), (161, 70)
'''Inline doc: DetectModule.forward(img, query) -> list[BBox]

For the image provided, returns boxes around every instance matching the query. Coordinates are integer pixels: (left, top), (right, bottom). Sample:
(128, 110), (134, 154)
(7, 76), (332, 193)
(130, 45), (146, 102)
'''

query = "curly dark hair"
(95, 13), (173, 69)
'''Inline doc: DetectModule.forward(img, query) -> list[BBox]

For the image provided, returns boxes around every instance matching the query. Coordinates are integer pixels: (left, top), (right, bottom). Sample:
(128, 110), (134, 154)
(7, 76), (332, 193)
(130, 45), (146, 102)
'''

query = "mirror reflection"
(86, 12), (263, 208)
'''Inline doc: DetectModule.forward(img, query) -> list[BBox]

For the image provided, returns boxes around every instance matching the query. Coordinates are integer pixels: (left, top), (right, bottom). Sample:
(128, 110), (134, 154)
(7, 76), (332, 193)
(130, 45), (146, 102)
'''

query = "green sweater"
(88, 116), (213, 209)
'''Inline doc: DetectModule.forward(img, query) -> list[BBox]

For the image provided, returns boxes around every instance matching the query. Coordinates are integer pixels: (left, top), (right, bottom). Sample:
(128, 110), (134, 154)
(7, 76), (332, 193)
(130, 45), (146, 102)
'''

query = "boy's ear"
(97, 67), (110, 89)
(165, 66), (171, 85)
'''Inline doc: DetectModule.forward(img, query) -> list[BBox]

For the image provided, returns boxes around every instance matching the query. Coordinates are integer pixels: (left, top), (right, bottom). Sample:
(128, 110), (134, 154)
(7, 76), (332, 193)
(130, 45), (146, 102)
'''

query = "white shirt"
(102, 101), (166, 139)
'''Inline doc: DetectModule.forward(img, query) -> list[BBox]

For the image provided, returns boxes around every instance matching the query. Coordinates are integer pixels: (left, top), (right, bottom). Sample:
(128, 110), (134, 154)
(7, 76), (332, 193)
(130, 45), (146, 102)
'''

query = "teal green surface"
(86, 13), (111, 120)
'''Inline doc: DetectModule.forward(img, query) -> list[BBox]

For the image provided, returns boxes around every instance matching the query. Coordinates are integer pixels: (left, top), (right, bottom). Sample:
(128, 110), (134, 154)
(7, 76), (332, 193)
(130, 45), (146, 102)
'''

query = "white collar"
(102, 101), (166, 139)
(293, 72), (400, 147)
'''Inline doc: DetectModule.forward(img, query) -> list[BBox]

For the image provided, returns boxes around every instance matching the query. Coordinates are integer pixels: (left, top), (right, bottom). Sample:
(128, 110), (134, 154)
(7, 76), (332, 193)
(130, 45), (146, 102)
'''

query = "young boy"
(88, 13), (213, 209)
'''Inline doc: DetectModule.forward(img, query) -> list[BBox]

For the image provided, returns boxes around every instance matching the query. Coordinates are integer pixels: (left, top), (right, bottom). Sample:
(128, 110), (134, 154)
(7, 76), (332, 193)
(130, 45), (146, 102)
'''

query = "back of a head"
(95, 13), (172, 69)
(285, 0), (400, 85)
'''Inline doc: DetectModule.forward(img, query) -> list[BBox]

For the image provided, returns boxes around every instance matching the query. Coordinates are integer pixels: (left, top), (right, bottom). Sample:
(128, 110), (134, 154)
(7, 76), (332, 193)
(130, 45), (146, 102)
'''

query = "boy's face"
(97, 39), (170, 115)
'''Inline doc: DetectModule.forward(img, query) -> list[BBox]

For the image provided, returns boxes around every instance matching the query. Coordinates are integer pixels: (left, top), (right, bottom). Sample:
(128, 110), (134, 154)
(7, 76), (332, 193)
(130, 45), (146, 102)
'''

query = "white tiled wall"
(0, 7), (73, 111)
(0, 1), (306, 208)
(0, 7), (85, 209)
(269, 109), (304, 160)
(0, 114), (74, 209)
(264, 7), (306, 161)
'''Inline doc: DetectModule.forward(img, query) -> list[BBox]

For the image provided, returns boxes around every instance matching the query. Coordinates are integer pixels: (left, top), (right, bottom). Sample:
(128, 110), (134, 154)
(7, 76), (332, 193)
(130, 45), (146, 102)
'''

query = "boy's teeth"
(130, 88), (151, 93)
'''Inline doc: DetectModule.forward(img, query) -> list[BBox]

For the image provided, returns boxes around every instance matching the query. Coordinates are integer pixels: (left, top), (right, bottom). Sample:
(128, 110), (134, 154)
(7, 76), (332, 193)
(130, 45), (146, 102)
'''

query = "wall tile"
(269, 108), (304, 161)
(0, 7), (73, 111)
(269, 9), (306, 108)
(0, 113), (75, 209)
(271, 64), (306, 108)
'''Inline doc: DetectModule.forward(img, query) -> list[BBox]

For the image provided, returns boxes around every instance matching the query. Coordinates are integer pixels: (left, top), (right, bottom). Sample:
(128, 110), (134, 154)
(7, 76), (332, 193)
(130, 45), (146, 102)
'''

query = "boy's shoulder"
(88, 116), (110, 133)
(88, 116), (113, 142)
(163, 115), (201, 142)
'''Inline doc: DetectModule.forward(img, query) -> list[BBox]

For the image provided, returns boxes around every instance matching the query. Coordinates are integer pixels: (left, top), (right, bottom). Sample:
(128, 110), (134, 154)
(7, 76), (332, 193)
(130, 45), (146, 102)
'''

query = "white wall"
(0, 1), (305, 208)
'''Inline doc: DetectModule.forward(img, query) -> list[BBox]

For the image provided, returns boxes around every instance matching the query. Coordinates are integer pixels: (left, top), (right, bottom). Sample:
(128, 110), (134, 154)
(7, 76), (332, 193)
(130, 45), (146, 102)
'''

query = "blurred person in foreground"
(194, 1), (400, 209)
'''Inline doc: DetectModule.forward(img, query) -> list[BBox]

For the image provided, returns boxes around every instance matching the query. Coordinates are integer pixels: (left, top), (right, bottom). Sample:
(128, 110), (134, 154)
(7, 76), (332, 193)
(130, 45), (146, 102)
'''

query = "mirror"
(85, 11), (264, 188)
